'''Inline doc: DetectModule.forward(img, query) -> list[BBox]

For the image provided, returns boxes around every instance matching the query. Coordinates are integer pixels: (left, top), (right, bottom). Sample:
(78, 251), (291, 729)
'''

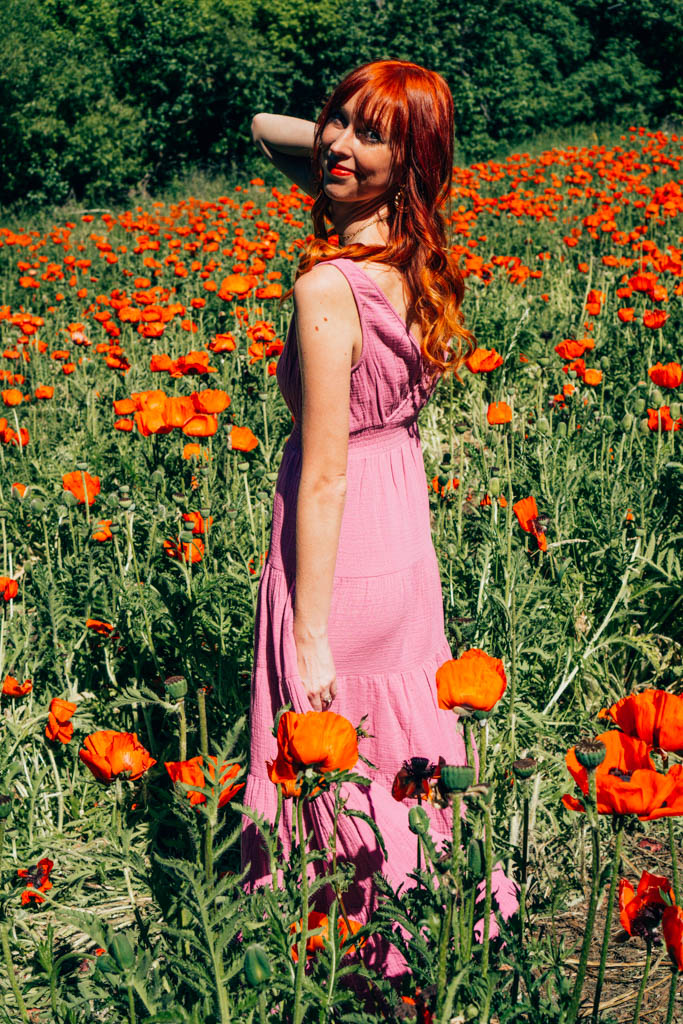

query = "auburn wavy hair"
(283, 60), (475, 377)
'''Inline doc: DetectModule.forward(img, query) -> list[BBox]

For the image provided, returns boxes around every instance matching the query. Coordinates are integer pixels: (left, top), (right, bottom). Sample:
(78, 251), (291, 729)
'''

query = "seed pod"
(440, 765), (475, 793)
(164, 675), (188, 700)
(244, 943), (272, 987)
(512, 758), (537, 781)
(574, 739), (606, 770)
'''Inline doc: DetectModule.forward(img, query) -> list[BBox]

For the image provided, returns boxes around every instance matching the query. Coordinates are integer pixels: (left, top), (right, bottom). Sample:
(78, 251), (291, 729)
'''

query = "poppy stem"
(46, 745), (64, 833)
(0, 923), (30, 1024)
(452, 793), (463, 965)
(197, 687), (214, 894)
(669, 819), (680, 904)
(566, 771), (601, 1024)
(664, 969), (678, 1024)
(416, 792), (422, 877)
(293, 795), (308, 1024)
(177, 698), (187, 762)
(592, 820), (624, 1021)
(479, 794), (493, 986)
(127, 982), (137, 1024)
(630, 937), (652, 1024)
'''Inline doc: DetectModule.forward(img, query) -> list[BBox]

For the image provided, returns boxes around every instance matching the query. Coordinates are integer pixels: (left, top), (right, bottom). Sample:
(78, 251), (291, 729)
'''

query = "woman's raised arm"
(251, 113), (318, 196)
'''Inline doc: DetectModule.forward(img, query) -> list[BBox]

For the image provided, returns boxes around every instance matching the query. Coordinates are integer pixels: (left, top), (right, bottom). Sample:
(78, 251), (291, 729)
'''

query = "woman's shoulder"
(292, 259), (358, 312)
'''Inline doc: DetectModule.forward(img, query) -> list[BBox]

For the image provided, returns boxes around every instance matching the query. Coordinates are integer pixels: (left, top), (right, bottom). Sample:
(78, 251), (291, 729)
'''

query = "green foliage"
(0, 0), (682, 204)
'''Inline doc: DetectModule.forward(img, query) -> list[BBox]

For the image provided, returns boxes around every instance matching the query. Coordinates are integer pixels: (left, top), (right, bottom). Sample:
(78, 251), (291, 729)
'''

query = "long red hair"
(284, 60), (475, 377)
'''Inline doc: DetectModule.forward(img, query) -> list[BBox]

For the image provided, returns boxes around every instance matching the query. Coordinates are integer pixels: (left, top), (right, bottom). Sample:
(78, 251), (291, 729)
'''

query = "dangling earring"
(393, 186), (406, 213)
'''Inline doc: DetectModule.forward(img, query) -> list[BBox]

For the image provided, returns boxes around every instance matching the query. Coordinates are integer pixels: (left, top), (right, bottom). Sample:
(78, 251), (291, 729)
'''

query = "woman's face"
(320, 93), (395, 205)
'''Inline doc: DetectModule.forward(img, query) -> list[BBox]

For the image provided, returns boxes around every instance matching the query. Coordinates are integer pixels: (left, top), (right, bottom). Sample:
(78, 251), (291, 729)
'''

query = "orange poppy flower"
(2, 675), (32, 697)
(11, 482), (26, 499)
(619, 870), (673, 937)
(45, 698), (77, 744)
(80, 730), (156, 782)
(134, 408), (174, 436)
(562, 730), (678, 816)
(86, 618), (114, 635)
(191, 389), (231, 414)
(218, 274), (256, 300)
(0, 576), (18, 601)
(230, 425), (258, 451)
(512, 496), (548, 551)
(182, 442), (209, 461)
(114, 418), (135, 432)
(599, 690), (683, 753)
(290, 911), (363, 961)
(662, 906), (683, 971)
(583, 368), (603, 386)
(208, 333), (236, 353)
(150, 354), (174, 373)
(182, 511), (213, 534)
(554, 338), (595, 360)
(486, 401), (512, 424)
(91, 519), (113, 543)
(647, 406), (682, 432)
(62, 471), (100, 506)
(617, 308), (635, 323)
(34, 385), (54, 399)
(465, 347), (504, 373)
(163, 536), (205, 563)
(113, 398), (137, 415)
(164, 755), (244, 808)
(436, 648), (507, 712)
(648, 362), (682, 389)
(2, 388), (23, 406)
(162, 395), (195, 428)
(182, 413), (218, 437)
(268, 710), (358, 795)
(392, 757), (437, 802)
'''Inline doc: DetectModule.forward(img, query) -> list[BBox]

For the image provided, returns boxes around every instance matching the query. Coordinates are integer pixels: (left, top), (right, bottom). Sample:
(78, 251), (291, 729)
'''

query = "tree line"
(1, 0), (681, 206)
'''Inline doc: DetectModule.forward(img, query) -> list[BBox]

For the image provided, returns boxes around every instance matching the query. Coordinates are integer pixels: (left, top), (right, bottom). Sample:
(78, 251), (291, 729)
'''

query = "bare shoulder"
(293, 260), (355, 311)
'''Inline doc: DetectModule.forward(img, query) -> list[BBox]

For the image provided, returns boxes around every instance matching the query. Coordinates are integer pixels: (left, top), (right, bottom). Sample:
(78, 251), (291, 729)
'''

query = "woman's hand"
(293, 629), (338, 712)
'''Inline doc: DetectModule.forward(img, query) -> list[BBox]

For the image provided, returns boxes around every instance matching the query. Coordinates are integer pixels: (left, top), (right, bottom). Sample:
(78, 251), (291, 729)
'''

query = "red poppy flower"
(191, 389), (231, 414)
(619, 870), (673, 937)
(45, 698), (77, 744)
(34, 385), (54, 399)
(182, 413), (218, 438)
(512, 496), (548, 551)
(554, 338), (594, 360)
(163, 537), (205, 563)
(599, 690), (683, 753)
(486, 401), (512, 424)
(290, 911), (363, 961)
(465, 347), (504, 373)
(62, 471), (100, 506)
(182, 511), (213, 534)
(11, 482), (26, 499)
(164, 756), (244, 808)
(662, 905), (683, 970)
(643, 310), (668, 329)
(436, 648), (507, 712)
(2, 675), (32, 697)
(583, 368), (603, 386)
(647, 406), (682, 432)
(648, 362), (682, 389)
(86, 618), (114, 635)
(79, 730), (156, 782)
(0, 576), (18, 601)
(268, 710), (358, 797)
(17, 857), (53, 905)
(617, 308), (635, 323)
(392, 757), (438, 802)
(92, 519), (113, 543)
(562, 731), (678, 816)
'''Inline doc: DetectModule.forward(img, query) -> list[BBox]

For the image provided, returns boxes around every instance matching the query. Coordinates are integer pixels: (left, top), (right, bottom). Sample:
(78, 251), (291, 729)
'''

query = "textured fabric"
(241, 257), (468, 977)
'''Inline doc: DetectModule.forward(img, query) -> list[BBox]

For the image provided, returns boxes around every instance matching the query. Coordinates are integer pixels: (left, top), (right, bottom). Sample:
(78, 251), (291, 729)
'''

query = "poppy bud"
(556, 421), (567, 437)
(151, 469), (165, 486)
(408, 805), (430, 836)
(633, 398), (646, 415)
(574, 739), (606, 770)
(56, 504), (69, 517)
(440, 764), (476, 793)
(670, 403), (681, 420)
(244, 943), (271, 987)
(621, 413), (634, 430)
(164, 675), (187, 700)
(489, 477), (501, 497)
(467, 837), (484, 875)
(30, 497), (46, 514)
(651, 389), (664, 407)
(638, 418), (650, 434)
(109, 932), (136, 972)
(512, 758), (537, 780)
(237, 462), (250, 473)
(63, 491), (79, 507)
(536, 417), (550, 434)
(109, 523), (120, 535)
(180, 529), (196, 544)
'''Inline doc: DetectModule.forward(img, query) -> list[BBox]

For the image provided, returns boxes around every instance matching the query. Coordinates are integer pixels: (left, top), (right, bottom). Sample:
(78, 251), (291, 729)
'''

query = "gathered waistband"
(287, 421), (420, 456)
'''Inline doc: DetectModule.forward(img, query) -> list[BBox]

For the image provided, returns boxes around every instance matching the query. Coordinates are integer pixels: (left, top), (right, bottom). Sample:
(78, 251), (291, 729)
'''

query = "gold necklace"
(340, 215), (389, 246)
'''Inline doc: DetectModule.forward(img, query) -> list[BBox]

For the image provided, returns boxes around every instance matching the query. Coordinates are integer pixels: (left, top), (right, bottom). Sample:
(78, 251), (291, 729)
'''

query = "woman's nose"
(329, 123), (354, 154)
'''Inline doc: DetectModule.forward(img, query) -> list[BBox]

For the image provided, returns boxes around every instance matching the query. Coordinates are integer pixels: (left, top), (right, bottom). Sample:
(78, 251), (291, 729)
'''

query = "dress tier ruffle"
(241, 258), (468, 979)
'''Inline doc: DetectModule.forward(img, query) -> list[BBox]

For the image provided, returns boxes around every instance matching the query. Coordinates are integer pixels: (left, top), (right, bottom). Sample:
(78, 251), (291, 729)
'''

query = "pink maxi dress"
(241, 256), (468, 977)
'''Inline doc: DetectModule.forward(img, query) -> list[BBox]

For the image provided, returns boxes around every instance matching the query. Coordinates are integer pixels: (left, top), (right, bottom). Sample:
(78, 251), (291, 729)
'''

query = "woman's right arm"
(251, 113), (318, 196)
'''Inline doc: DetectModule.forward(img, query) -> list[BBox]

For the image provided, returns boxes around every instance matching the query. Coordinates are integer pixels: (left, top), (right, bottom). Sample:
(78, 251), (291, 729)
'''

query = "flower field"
(0, 125), (682, 1022)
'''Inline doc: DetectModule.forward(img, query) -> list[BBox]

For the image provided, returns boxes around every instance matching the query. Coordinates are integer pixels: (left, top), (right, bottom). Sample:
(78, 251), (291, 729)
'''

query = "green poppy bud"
(633, 398), (646, 415)
(244, 944), (272, 987)
(408, 805), (430, 836)
(621, 413), (634, 430)
(651, 388), (664, 407)
(237, 462), (250, 473)
(536, 417), (550, 434)
(179, 529), (196, 544)
(556, 420), (567, 437)
(489, 477), (501, 497)
(467, 837), (484, 875)
(670, 403), (681, 420)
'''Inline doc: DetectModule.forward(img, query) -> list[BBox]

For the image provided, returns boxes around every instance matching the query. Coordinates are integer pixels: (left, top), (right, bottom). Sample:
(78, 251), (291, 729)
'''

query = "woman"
(242, 60), (475, 977)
